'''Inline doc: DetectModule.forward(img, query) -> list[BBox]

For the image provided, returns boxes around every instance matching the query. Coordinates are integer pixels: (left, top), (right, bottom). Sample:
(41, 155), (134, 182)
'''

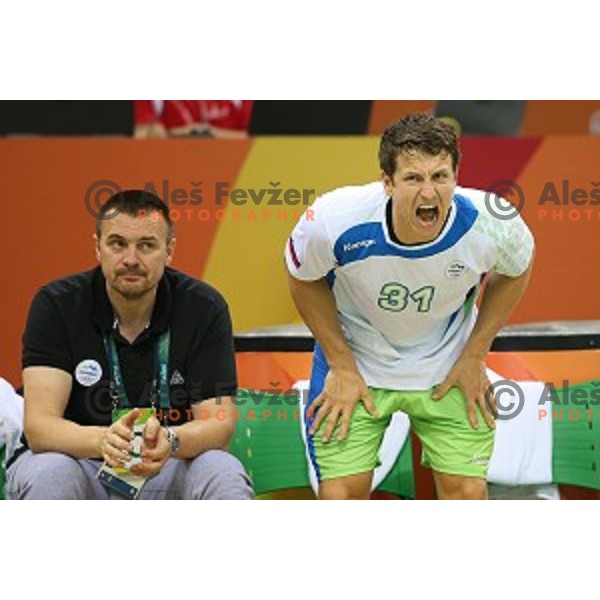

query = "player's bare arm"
(287, 273), (377, 442)
(433, 255), (535, 428)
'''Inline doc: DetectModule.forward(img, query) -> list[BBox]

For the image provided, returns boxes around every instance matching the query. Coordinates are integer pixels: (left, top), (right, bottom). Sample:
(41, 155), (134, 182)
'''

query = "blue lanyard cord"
(102, 329), (171, 411)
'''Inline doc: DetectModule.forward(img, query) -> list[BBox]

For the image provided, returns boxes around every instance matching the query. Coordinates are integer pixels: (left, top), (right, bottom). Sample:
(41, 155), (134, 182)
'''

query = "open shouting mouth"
(415, 204), (440, 228)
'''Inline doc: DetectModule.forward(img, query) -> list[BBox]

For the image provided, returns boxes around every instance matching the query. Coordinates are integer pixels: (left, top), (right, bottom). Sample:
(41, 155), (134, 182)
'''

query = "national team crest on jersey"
(445, 261), (467, 279)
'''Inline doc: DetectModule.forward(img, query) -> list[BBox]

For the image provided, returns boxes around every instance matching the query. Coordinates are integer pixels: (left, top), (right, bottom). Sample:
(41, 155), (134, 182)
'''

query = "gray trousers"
(6, 450), (254, 500)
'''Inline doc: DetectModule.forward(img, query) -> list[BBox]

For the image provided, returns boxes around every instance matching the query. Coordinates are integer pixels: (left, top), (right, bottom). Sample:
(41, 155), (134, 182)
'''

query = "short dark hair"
(379, 113), (460, 178)
(96, 189), (174, 241)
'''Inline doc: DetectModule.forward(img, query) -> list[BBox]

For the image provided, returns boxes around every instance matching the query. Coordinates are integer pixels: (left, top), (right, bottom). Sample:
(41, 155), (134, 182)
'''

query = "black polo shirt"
(22, 266), (237, 428)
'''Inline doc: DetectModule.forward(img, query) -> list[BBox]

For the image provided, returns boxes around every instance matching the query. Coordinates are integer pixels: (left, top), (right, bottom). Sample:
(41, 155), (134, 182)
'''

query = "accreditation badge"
(96, 407), (156, 499)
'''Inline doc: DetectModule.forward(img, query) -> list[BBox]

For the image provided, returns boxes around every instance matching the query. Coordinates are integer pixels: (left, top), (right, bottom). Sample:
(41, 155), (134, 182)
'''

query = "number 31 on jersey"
(377, 283), (435, 313)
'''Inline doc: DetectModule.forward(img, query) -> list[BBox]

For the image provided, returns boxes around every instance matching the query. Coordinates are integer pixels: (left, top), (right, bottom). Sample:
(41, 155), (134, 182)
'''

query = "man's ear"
(93, 234), (101, 262)
(382, 171), (393, 195)
(166, 237), (176, 264)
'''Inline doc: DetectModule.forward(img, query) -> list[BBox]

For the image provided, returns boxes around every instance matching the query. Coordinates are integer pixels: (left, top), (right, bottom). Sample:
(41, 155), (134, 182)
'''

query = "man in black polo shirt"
(7, 190), (254, 499)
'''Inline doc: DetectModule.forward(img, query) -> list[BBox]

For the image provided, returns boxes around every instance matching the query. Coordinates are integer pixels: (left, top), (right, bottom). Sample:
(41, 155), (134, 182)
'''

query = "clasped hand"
(99, 408), (171, 476)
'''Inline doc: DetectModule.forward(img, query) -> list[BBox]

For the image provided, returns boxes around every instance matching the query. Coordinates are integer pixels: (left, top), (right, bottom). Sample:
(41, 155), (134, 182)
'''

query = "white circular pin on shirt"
(75, 359), (103, 386)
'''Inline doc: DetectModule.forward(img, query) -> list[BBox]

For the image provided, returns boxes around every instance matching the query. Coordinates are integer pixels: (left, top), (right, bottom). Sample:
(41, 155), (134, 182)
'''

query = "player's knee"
(435, 473), (487, 500)
(318, 478), (371, 500)
(447, 478), (486, 500)
(457, 478), (487, 500)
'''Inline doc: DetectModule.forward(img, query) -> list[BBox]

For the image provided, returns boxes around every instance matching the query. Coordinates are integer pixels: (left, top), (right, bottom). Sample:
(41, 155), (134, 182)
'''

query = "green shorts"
(307, 384), (495, 481)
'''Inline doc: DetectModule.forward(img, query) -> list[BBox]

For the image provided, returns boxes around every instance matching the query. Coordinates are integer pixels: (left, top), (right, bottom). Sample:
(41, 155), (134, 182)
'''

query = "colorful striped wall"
(1, 136), (599, 385)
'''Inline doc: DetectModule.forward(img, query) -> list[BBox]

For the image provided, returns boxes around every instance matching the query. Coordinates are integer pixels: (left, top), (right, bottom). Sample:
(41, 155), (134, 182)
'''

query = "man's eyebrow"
(403, 167), (450, 176)
(105, 234), (158, 241)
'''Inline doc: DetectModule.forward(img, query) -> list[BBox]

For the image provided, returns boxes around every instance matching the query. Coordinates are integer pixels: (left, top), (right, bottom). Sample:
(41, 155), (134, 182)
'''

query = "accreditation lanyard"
(103, 329), (171, 412)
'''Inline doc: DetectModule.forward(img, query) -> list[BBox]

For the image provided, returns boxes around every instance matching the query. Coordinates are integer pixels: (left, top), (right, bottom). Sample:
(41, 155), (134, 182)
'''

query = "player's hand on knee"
(433, 356), (496, 430)
(99, 408), (140, 467)
(307, 368), (378, 442)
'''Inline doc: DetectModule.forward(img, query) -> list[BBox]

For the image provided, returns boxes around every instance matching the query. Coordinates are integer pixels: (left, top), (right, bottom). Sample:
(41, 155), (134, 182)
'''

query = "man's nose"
(419, 181), (436, 200)
(122, 245), (139, 266)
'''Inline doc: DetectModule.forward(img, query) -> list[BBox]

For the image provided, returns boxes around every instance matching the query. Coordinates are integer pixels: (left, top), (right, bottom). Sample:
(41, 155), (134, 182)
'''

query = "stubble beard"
(111, 277), (154, 301)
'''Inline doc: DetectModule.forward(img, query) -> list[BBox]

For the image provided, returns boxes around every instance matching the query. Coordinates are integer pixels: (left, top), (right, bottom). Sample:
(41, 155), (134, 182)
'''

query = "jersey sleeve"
(22, 288), (73, 373)
(284, 197), (337, 281)
(490, 211), (535, 277)
(467, 187), (535, 277)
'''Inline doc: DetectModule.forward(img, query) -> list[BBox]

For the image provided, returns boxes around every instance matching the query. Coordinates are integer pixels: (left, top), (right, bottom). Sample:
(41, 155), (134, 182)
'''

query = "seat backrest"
(229, 390), (415, 498)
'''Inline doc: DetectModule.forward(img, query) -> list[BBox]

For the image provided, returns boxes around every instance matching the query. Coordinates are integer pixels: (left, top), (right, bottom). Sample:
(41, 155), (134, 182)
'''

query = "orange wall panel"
(0, 138), (252, 385)
(522, 101), (600, 135)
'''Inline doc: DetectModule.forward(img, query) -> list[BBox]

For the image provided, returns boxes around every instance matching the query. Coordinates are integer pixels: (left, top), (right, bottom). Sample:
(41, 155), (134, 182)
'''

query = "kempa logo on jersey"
(343, 239), (376, 252)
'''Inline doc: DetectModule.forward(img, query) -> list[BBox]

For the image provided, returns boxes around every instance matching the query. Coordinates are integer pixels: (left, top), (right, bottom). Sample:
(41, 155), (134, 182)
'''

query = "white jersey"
(285, 181), (534, 390)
